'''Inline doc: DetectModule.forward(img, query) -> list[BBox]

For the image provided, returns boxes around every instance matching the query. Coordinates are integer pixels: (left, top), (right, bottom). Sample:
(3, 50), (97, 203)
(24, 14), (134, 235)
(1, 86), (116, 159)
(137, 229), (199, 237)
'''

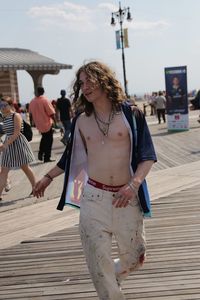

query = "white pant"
(79, 183), (146, 300)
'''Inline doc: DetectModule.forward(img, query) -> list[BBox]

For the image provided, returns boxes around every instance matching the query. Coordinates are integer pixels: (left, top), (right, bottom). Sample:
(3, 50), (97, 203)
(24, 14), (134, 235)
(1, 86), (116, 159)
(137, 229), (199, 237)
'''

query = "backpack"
(13, 113), (33, 142)
(22, 120), (33, 142)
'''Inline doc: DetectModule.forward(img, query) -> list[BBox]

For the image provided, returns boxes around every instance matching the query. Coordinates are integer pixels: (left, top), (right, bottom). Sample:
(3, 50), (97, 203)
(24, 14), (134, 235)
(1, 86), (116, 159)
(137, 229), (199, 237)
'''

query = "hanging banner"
(115, 30), (121, 49)
(123, 28), (129, 48)
(165, 66), (189, 131)
(115, 29), (129, 49)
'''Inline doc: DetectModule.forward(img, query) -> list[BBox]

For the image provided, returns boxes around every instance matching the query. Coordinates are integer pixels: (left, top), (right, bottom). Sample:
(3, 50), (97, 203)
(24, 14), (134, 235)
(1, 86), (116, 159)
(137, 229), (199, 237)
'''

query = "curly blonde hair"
(71, 61), (126, 116)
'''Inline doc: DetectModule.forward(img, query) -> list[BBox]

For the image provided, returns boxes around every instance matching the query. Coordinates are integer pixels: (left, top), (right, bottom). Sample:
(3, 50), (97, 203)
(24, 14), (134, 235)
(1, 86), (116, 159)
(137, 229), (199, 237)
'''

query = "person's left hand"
(33, 177), (51, 198)
(112, 184), (137, 208)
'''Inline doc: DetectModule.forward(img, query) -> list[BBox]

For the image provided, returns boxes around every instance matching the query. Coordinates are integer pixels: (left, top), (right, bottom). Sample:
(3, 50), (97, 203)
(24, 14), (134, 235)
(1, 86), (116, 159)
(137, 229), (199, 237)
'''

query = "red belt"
(88, 178), (124, 192)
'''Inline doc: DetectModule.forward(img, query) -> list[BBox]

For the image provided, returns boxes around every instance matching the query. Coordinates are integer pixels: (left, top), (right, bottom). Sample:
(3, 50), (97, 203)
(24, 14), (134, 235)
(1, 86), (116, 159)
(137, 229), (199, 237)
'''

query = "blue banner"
(165, 66), (189, 131)
(115, 30), (121, 49)
(115, 29), (129, 49)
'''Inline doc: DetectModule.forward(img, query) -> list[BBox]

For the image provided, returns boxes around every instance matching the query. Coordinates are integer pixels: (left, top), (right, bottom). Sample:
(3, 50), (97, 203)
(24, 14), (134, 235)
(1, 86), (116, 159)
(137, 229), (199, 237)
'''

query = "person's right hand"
(33, 177), (51, 198)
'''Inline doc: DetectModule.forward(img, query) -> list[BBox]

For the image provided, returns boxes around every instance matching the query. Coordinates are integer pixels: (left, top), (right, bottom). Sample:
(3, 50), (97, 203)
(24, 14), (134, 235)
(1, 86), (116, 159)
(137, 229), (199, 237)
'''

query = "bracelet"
(128, 181), (138, 193)
(44, 174), (53, 181)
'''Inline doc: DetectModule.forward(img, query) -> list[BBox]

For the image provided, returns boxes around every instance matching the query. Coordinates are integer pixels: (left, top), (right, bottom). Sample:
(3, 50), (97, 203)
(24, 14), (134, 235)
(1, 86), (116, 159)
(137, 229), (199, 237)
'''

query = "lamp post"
(111, 2), (132, 97)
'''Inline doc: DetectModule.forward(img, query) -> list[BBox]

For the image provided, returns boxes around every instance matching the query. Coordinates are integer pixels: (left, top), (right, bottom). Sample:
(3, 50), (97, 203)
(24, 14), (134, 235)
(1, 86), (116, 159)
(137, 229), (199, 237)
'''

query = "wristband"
(44, 174), (53, 181)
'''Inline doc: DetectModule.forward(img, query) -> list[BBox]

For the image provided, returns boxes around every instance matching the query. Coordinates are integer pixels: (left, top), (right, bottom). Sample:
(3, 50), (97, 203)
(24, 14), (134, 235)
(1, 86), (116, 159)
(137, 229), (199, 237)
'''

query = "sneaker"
(44, 158), (56, 163)
(38, 153), (43, 161)
(5, 180), (11, 192)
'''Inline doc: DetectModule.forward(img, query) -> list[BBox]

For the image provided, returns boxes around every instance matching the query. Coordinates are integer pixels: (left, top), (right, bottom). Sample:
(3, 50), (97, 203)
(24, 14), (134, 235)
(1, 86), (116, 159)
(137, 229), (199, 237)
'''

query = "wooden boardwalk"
(150, 118), (200, 171)
(0, 183), (200, 299)
(0, 110), (200, 299)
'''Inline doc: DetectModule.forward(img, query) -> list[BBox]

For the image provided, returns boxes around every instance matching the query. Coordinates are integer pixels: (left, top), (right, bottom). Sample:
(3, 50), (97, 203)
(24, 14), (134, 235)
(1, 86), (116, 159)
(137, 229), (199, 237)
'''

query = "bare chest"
(80, 114), (129, 147)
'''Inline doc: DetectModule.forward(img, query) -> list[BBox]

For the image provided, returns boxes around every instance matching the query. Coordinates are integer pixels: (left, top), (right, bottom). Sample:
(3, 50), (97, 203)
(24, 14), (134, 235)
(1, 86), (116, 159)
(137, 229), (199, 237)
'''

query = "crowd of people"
(143, 88), (200, 124)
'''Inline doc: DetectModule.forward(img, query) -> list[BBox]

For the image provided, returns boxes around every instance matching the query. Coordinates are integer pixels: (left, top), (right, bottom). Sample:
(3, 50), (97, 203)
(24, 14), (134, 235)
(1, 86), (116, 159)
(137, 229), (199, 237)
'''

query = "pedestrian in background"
(0, 97), (36, 201)
(149, 92), (157, 116)
(56, 89), (73, 145)
(154, 91), (166, 124)
(29, 87), (56, 163)
(193, 90), (200, 122)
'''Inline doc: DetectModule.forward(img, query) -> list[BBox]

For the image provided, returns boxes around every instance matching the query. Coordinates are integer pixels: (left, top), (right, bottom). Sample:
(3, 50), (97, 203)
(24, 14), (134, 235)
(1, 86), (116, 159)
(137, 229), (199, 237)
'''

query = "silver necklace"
(94, 112), (113, 126)
(94, 110), (115, 144)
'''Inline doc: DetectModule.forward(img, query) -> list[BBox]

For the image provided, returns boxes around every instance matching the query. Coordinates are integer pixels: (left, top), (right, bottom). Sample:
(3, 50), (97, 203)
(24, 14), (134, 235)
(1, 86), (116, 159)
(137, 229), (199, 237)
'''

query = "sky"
(0, 0), (200, 103)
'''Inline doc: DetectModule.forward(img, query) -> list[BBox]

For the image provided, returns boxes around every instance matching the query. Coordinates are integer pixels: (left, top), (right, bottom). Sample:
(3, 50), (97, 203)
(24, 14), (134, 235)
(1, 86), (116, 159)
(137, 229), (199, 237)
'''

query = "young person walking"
(33, 61), (157, 300)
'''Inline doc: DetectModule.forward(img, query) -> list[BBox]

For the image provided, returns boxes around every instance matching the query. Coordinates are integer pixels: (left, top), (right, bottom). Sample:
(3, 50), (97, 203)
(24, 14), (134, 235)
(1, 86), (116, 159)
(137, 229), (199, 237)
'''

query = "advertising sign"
(165, 66), (189, 131)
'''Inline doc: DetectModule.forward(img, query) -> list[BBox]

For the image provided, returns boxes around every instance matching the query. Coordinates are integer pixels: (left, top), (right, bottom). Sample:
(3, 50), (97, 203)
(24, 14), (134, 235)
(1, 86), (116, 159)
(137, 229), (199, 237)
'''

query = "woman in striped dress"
(0, 98), (36, 201)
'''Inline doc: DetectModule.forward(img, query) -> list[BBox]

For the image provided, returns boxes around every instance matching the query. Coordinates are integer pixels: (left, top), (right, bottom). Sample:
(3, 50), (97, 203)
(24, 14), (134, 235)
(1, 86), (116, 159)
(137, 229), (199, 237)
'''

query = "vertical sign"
(115, 30), (121, 49)
(165, 66), (189, 131)
(123, 28), (129, 48)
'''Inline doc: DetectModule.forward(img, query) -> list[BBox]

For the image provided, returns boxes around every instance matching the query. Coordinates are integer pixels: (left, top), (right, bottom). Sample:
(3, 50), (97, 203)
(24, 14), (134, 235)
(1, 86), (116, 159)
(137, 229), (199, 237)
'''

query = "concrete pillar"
(27, 70), (59, 96)
(0, 70), (19, 102)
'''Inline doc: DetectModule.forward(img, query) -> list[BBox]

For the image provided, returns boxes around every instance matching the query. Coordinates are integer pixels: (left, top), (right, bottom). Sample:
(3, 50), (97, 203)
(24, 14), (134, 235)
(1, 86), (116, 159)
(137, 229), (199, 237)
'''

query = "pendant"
(102, 128), (107, 135)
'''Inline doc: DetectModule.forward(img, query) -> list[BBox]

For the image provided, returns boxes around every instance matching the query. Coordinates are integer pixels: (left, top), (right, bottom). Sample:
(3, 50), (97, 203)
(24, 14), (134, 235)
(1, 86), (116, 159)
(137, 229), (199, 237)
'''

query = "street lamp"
(111, 2), (132, 97)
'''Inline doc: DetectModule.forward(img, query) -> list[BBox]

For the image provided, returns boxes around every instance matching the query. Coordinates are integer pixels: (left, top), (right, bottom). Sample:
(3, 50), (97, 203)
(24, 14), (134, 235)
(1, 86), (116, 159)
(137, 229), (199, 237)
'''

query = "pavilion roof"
(0, 48), (72, 71)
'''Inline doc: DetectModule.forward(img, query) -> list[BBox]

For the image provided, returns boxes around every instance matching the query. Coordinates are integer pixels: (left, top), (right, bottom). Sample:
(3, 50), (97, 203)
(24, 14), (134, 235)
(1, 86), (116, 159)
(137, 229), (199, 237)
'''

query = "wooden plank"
(1, 116), (200, 299)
